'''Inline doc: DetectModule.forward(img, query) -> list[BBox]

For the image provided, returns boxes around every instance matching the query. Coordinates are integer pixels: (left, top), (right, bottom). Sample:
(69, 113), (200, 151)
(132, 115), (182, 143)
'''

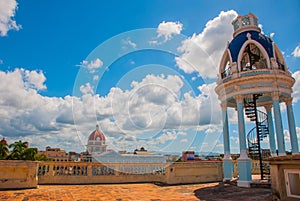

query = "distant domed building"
(84, 125), (167, 163)
(86, 125), (107, 155)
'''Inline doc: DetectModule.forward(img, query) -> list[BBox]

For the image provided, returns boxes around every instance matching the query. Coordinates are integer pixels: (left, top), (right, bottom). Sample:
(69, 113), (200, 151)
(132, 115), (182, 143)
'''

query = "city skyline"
(0, 0), (300, 154)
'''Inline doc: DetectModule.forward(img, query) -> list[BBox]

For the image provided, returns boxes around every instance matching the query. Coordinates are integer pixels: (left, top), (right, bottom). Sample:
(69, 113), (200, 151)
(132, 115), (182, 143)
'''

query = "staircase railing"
(244, 95), (270, 180)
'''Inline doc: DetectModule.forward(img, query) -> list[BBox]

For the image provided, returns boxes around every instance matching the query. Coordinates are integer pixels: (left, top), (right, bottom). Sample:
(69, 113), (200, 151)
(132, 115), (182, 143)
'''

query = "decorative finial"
(96, 124), (99, 130)
(247, 32), (251, 40)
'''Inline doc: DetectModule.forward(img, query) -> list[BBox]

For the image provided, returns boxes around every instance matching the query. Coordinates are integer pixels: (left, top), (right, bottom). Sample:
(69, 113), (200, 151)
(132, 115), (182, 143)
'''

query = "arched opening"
(274, 44), (286, 71)
(220, 51), (231, 79)
(240, 43), (268, 71)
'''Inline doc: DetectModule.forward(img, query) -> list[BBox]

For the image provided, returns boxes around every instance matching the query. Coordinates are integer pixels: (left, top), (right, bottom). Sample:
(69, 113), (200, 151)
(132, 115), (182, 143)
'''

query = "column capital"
(220, 102), (227, 110)
(284, 97), (293, 106)
(272, 92), (280, 101)
(234, 95), (244, 104)
(264, 105), (273, 112)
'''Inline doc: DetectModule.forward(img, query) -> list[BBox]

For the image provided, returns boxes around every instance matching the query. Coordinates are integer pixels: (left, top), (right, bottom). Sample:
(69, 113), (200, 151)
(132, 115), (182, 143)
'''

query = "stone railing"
(221, 68), (292, 84)
(1, 160), (269, 188)
(38, 162), (166, 176)
(38, 161), (223, 185)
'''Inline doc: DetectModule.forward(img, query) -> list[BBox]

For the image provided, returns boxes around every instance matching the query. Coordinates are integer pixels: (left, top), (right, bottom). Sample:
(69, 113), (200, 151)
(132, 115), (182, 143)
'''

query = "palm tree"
(22, 148), (38, 160)
(8, 140), (28, 160)
(0, 141), (9, 159)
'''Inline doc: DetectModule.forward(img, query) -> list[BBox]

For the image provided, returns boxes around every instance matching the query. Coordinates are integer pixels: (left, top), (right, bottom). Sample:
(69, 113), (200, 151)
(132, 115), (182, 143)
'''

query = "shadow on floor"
(193, 182), (273, 201)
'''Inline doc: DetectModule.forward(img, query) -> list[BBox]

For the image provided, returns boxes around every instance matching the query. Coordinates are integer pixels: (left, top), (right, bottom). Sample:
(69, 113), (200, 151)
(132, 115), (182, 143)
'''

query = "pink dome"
(88, 125), (106, 142)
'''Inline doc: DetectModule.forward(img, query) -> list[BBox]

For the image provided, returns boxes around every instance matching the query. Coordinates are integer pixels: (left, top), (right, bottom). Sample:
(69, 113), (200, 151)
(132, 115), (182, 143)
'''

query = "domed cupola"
(216, 13), (293, 106)
(87, 125), (107, 154)
(88, 125), (106, 143)
(215, 13), (298, 187)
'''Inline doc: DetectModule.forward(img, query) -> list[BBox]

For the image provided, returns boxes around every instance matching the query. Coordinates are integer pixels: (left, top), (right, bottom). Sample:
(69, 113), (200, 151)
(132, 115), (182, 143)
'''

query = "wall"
(0, 160), (39, 189)
(165, 161), (223, 184)
(268, 155), (300, 201)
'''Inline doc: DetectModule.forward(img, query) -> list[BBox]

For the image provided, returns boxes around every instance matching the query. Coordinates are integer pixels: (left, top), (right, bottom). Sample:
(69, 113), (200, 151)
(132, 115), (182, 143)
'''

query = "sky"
(0, 0), (300, 155)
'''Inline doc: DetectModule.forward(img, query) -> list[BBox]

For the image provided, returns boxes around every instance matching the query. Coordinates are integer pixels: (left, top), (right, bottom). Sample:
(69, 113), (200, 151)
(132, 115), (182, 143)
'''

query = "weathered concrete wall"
(39, 174), (165, 184)
(165, 161), (223, 184)
(0, 160), (39, 189)
(268, 155), (300, 201)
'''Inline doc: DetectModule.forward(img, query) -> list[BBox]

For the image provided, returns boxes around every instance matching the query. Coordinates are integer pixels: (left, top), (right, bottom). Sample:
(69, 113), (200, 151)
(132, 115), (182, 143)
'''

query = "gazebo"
(215, 13), (299, 187)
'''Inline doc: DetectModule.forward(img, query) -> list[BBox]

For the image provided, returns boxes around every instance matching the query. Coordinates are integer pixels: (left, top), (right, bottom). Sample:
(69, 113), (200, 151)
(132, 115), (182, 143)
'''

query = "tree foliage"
(0, 141), (9, 159)
(8, 140), (28, 160)
(0, 139), (49, 161)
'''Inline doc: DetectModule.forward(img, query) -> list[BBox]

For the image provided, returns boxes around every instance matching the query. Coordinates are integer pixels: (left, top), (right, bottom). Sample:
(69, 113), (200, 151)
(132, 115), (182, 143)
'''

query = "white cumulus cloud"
(175, 10), (238, 78)
(292, 45), (300, 57)
(157, 21), (183, 41)
(157, 130), (177, 144)
(93, 75), (99, 81)
(122, 38), (137, 49)
(0, 0), (21, 36)
(80, 58), (103, 73)
(292, 71), (300, 102)
(80, 82), (94, 95)
(0, 68), (224, 153)
(23, 69), (47, 90)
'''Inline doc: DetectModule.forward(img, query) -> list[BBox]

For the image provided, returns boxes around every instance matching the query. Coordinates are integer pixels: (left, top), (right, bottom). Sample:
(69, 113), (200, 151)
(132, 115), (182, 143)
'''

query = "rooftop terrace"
(0, 181), (272, 201)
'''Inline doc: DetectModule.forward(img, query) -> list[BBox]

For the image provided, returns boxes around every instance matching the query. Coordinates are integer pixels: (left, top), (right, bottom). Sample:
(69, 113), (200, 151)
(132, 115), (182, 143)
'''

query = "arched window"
(221, 61), (231, 78)
(241, 43), (267, 71)
(274, 46), (285, 71)
(220, 51), (231, 79)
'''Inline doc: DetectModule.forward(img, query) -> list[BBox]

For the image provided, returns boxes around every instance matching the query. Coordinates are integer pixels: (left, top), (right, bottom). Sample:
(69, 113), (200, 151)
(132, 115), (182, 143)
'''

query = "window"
(275, 50), (285, 71)
(241, 43), (267, 71)
(221, 61), (231, 78)
(242, 17), (250, 26)
(253, 18), (258, 26)
(284, 169), (300, 198)
(233, 20), (239, 31)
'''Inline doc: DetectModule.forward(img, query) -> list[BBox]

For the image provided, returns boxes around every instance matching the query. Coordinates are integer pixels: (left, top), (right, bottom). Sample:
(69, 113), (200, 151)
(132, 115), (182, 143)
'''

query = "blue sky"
(0, 0), (300, 154)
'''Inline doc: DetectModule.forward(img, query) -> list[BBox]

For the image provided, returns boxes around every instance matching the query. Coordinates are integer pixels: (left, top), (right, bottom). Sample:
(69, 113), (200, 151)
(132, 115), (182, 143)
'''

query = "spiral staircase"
(244, 94), (270, 180)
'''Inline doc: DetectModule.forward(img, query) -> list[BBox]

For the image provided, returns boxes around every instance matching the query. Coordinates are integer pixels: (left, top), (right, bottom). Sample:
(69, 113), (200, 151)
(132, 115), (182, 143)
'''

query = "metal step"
(245, 108), (255, 112)
(246, 113), (256, 118)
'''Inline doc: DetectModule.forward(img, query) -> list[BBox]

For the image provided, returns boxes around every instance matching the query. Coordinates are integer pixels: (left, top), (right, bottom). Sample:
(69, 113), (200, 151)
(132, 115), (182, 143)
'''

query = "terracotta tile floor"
(0, 183), (272, 201)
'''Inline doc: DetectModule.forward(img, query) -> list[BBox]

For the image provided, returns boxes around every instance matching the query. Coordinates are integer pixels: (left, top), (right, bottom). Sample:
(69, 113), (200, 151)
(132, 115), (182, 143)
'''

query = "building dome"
(228, 30), (274, 63)
(88, 125), (106, 142)
(217, 13), (289, 84)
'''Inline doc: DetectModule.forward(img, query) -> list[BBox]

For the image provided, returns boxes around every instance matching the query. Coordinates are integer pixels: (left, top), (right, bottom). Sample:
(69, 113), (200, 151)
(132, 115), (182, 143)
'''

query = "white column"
(264, 105), (277, 156)
(272, 92), (286, 156)
(221, 103), (233, 181)
(235, 95), (252, 187)
(285, 97), (299, 154)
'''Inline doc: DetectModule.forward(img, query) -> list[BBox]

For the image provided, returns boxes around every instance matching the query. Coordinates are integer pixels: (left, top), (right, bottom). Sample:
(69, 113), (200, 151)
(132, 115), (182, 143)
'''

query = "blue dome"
(228, 30), (274, 62)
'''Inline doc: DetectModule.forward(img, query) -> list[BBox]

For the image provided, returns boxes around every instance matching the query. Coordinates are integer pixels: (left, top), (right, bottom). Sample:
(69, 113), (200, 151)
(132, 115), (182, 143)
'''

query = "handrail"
(221, 67), (232, 78)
